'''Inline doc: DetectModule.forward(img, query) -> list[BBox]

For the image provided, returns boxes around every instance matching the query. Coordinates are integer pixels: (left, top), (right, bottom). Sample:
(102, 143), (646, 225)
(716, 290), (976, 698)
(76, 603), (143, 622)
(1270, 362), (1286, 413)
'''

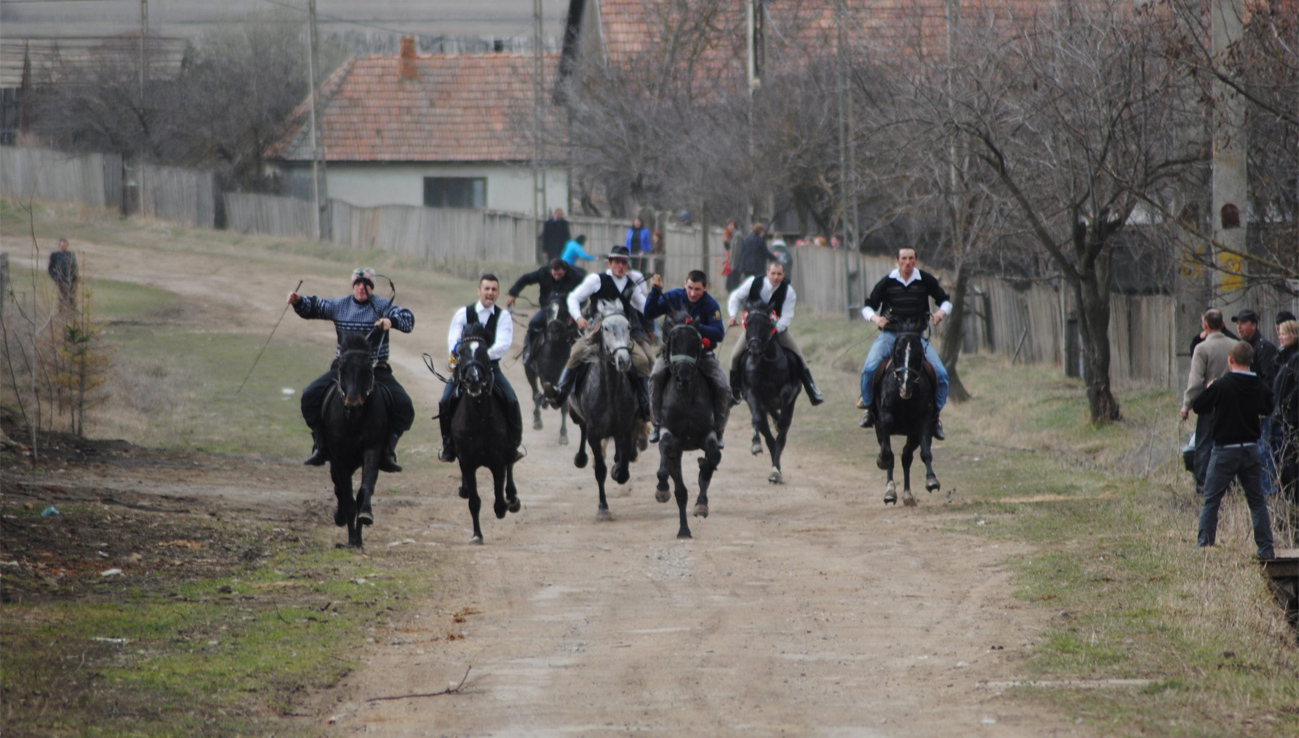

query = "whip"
(237, 279), (303, 394)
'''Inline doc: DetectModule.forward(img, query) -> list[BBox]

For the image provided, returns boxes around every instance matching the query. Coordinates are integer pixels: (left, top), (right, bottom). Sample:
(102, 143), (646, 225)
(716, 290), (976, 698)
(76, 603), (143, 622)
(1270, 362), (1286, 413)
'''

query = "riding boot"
(304, 426), (328, 466)
(544, 367), (576, 409)
(729, 368), (744, 406)
(932, 408), (946, 441)
(635, 375), (652, 422)
(649, 424), (660, 443)
(437, 401), (456, 463)
(379, 433), (402, 473)
(858, 407), (875, 429)
(507, 400), (526, 462)
(801, 367), (825, 406)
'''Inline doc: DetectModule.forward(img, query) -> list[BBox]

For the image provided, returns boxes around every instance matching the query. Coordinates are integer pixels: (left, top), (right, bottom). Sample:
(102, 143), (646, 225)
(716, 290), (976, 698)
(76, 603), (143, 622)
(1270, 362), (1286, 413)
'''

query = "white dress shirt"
(728, 275), (796, 333)
(567, 270), (648, 318)
(447, 300), (513, 361)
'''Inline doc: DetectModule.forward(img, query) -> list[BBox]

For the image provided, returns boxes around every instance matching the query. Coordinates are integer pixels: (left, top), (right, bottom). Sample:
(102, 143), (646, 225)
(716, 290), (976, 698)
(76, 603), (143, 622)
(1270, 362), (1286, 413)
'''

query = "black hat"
(606, 245), (631, 261)
(1278, 310), (1297, 325)
(1231, 308), (1259, 324)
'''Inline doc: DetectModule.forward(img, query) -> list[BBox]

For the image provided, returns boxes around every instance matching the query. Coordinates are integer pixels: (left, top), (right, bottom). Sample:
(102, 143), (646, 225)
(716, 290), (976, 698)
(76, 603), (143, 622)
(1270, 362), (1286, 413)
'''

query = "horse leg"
(921, 428), (940, 493)
(757, 411), (781, 484)
(748, 399), (765, 456)
(590, 434), (612, 522)
(573, 415), (589, 468)
(330, 464), (351, 528)
(559, 408), (569, 446)
(612, 432), (632, 485)
(769, 399), (796, 484)
(506, 463), (521, 513)
(357, 451), (378, 530)
(877, 427), (897, 505)
(694, 433), (719, 518)
(655, 430), (673, 503)
(461, 463), (484, 544)
(491, 464), (508, 520)
(526, 367), (544, 431)
(900, 435), (919, 507)
(665, 434), (691, 539)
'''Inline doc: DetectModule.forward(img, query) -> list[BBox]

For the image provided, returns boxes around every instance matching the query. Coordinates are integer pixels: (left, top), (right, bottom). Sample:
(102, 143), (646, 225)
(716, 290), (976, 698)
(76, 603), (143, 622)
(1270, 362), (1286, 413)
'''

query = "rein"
(668, 322), (702, 366)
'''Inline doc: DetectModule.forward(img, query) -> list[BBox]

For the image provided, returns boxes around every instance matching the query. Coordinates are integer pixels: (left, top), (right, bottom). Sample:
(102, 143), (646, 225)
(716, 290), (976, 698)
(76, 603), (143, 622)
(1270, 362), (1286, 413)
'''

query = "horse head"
(337, 332), (376, 419)
(664, 308), (702, 386)
(456, 323), (494, 399)
(743, 299), (778, 359)
(544, 293), (573, 344)
(890, 327), (926, 401)
(591, 300), (633, 374)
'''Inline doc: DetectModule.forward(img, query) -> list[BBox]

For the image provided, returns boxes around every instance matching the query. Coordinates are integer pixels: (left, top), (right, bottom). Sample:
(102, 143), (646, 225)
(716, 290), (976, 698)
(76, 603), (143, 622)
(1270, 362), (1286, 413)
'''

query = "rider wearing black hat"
(288, 268), (416, 472)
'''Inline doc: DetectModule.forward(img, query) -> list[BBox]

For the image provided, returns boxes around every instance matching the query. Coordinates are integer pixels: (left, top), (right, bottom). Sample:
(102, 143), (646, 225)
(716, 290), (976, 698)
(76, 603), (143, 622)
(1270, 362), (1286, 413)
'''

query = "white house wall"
(318, 162), (569, 213)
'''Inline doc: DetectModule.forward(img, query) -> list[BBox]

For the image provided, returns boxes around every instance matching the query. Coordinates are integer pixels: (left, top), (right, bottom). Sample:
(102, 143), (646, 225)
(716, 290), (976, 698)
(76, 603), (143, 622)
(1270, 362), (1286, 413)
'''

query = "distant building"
(268, 38), (567, 214)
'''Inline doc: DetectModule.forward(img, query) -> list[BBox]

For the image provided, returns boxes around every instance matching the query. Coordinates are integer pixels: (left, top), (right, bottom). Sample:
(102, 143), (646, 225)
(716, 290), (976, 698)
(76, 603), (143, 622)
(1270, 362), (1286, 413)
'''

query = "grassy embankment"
(3, 198), (1297, 736)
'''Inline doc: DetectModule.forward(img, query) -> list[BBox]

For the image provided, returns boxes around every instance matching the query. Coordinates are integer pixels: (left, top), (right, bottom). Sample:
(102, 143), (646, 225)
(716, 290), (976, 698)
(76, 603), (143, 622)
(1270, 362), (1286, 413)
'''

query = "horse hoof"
(768, 468), (783, 484)
(533, 420), (544, 431)
(693, 504), (708, 518)
(902, 490), (917, 507)
(613, 468), (630, 485)
(638, 436), (648, 452)
(926, 477), (940, 493)
(876, 454), (890, 470)
(469, 536), (483, 546)
(751, 442), (763, 456)
(507, 497), (521, 514)
(357, 510), (373, 526)
(559, 434), (569, 446)
(494, 502), (508, 519)
(574, 452), (588, 469)
(334, 508), (347, 527)
(884, 493), (897, 505)
(655, 488), (670, 503)
(458, 486), (470, 500)
(677, 530), (693, 539)
(596, 509), (613, 522)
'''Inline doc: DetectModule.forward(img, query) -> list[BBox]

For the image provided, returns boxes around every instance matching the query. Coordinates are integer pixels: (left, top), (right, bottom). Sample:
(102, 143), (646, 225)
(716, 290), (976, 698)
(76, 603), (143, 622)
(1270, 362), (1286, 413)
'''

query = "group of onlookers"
(540, 209), (664, 274)
(1182, 307), (1299, 560)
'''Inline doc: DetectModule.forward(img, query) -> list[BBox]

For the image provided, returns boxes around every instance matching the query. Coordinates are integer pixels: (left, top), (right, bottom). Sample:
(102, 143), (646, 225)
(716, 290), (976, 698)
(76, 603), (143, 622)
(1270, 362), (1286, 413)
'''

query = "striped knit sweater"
(294, 294), (414, 363)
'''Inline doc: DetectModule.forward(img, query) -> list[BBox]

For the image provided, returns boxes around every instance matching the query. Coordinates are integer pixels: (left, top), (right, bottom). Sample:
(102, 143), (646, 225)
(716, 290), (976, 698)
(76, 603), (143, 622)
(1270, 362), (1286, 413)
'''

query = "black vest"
(594, 274), (637, 316)
(749, 277), (789, 315)
(464, 304), (501, 348)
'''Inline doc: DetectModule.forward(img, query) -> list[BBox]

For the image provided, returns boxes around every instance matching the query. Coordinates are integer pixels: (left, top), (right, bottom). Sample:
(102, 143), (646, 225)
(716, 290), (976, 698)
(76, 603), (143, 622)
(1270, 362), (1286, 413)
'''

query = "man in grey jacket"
(1180, 308), (1235, 494)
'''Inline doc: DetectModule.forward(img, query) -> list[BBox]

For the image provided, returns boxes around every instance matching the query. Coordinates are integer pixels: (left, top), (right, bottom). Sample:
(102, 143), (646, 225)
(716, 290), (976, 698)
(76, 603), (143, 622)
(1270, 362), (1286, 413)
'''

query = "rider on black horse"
(644, 269), (731, 447)
(438, 274), (526, 464)
(290, 267), (416, 472)
(726, 260), (825, 406)
(857, 247), (951, 440)
(503, 257), (587, 364)
(543, 245), (654, 420)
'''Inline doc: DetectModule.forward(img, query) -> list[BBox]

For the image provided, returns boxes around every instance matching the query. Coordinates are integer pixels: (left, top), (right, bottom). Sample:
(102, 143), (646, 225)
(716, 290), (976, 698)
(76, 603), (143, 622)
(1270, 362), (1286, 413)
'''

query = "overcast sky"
(1, 1), (572, 41)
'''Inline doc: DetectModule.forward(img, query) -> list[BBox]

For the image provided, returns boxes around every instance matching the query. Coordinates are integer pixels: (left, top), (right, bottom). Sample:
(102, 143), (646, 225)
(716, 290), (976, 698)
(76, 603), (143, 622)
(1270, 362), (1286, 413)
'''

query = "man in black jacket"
(737, 223), (771, 281)
(1193, 340), (1275, 559)
(540, 209), (571, 261)
(504, 258), (586, 364)
(48, 238), (78, 308)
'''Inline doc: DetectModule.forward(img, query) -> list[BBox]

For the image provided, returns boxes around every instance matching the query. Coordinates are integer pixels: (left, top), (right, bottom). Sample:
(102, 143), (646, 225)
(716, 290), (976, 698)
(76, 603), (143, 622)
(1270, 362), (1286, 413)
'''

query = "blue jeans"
(859, 332), (949, 410)
(1198, 444), (1274, 558)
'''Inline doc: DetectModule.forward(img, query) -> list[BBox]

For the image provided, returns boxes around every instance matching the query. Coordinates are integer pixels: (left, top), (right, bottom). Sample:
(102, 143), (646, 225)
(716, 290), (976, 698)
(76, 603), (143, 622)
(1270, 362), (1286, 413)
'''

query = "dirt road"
(8, 236), (1087, 737)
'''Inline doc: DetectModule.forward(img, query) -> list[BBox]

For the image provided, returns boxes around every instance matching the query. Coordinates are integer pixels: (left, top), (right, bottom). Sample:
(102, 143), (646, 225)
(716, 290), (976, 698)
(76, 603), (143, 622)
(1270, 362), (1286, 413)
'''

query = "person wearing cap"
(543, 245), (653, 420)
(1232, 309), (1280, 495)
(288, 268), (415, 471)
(727, 260), (825, 407)
(643, 269), (730, 446)
(856, 247), (952, 440)
(503, 258), (587, 365)
(1192, 340), (1275, 560)
(438, 274), (524, 464)
(1180, 308), (1234, 494)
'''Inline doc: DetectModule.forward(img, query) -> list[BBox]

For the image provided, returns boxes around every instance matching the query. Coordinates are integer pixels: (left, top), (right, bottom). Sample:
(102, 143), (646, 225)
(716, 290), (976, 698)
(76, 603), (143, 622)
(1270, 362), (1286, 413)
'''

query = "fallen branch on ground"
(365, 666), (472, 702)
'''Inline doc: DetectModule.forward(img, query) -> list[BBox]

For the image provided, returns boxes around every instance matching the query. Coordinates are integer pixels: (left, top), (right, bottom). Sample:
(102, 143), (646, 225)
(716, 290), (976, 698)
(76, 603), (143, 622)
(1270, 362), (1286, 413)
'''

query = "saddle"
(871, 357), (939, 400)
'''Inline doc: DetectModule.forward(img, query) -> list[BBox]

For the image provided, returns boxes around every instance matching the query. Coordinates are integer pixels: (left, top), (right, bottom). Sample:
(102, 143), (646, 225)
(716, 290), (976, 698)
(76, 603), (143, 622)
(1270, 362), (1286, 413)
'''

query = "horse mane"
(661, 306), (693, 334)
(339, 331), (371, 355)
(462, 322), (491, 343)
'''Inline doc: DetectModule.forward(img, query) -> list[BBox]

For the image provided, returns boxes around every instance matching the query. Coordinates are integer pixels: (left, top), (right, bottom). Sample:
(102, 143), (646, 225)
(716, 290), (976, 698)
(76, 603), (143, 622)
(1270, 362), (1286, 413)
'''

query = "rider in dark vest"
(857, 247), (952, 439)
(726, 260), (825, 406)
(543, 245), (653, 419)
(438, 274), (525, 464)
(504, 257), (587, 364)
(289, 268), (416, 472)
(644, 269), (731, 447)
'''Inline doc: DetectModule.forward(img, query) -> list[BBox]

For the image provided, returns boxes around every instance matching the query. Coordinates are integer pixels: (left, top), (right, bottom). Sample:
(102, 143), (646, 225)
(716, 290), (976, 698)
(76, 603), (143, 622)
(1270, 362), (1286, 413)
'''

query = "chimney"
(399, 36), (417, 81)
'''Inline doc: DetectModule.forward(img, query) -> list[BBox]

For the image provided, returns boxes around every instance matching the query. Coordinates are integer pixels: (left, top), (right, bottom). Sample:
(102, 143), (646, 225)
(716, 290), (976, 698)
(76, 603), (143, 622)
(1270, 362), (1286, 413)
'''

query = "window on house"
(423, 177), (486, 208)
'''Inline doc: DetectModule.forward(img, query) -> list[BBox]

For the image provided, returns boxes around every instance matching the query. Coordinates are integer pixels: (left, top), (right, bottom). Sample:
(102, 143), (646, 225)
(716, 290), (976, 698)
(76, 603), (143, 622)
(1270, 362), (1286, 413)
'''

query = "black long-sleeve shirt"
(1191, 370), (1274, 446)
(507, 264), (587, 304)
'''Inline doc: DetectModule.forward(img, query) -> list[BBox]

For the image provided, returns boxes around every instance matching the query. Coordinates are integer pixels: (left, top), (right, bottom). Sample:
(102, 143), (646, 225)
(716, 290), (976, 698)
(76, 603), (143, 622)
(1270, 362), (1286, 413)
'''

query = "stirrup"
(932, 416), (946, 441)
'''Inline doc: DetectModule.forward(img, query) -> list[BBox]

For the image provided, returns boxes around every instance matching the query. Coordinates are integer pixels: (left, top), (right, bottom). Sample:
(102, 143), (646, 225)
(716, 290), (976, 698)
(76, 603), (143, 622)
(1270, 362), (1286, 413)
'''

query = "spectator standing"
(541, 208), (571, 262)
(650, 229), (664, 275)
(561, 234), (596, 265)
(724, 219), (744, 291)
(1232, 309), (1279, 495)
(1272, 317), (1299, 503)
(625, 217), (653, 273)
(737, 222), (771, 282)
(768, 236), (792, 280)
(1180, 308), (1235, 495)
(829, 234), (843, 250)
(47, 237), (78, 308)
(1193, 340), (1275, 560)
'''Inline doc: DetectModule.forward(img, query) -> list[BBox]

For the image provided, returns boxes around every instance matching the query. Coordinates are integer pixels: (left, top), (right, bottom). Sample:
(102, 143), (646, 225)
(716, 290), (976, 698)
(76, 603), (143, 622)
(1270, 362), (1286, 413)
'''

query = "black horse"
(654, 310), (722, 539)
(523, 293), (577, 445)
(450, 323), (521, 543)
(319, 332), (392, 548)
(567, 301), (640, 522)
(873, 324), (941, 506)
(740, 299), (803, 484)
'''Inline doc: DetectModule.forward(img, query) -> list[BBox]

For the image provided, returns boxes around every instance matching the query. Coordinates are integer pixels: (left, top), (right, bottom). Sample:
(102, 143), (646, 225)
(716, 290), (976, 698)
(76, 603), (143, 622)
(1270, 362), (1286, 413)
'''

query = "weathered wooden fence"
(138, 162), (216, 228)
(0, 146), (120, 208)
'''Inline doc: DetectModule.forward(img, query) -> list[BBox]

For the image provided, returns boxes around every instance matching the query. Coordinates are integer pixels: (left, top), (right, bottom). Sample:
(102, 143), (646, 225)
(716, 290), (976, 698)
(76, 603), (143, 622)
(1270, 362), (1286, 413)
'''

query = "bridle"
(455, 337), (495, 398)
(743, 308), (780, 362)
(667, 319), (702, 370)
(336, 347), (376, 406)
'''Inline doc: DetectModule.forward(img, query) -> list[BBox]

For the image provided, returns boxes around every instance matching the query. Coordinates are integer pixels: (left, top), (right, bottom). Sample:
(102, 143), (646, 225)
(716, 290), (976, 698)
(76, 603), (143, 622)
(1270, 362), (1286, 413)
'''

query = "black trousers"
(301, 361), (414, 434)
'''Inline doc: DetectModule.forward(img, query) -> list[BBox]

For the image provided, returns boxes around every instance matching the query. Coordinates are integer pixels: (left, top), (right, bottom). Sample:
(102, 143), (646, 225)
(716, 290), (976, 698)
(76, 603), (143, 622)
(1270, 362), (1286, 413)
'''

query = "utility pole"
(836, 0), (852, 317)
(138, 0), (148, 215)
(532, 0), (547, 259)
(1210, 0), (1247, 304)
(307, 0), (330, 240)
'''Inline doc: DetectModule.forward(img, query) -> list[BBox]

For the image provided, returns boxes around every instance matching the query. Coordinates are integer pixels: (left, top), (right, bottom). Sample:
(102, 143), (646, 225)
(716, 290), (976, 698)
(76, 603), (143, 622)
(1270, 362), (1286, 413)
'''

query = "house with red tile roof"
(268, 39), (566, 213)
